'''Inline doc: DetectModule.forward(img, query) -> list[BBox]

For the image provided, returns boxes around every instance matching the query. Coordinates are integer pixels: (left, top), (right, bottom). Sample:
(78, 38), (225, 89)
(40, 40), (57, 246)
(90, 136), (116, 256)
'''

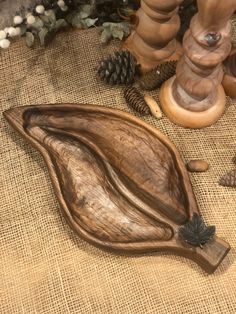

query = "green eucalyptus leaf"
(30, 17), (44, 30)
(101, 28), (112, 44)
(101, 22), (131, 43)
(83, 18), (98, 28)
(79, 11), (90, 19)
(45, 10), (56, 23)
(102, 22), (112, 29)
(40, 15), (51, 26)
(78, 5), (92, 19)
(54, 19), (68, 31)
(25, 32), (34, 48)
(20, 24), (27, 36)
(119, 22), (131, 36)
(112, 28), (124, 40)
(71, 13), (83, 28)
(38, 27), (48, 46)
(65, 11), (76, 24)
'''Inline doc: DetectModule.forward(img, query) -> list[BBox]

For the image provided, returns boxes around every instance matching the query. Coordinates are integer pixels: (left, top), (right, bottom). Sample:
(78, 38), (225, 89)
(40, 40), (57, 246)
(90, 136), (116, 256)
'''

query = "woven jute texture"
(1, 26), (236, 314)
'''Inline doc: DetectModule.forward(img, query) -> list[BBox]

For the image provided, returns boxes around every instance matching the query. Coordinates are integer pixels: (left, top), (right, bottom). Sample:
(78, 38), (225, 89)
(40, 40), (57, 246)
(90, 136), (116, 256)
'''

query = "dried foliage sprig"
(0, 0), (138, 49)
(0, 1), (198, 49)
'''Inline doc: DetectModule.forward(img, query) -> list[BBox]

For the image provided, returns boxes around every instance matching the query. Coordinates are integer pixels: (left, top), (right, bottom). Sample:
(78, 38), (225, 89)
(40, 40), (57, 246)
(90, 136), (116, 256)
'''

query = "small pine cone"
(97, 50), (137, 85)
(177, 2), (198, 42)
(138, 60), (177, 91)
(124, 86), (150, 115)
(219, 169), (236, 187)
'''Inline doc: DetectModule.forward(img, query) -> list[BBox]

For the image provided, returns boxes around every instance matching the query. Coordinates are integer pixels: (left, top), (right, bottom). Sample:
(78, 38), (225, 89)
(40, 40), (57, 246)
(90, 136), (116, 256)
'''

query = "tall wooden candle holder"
(124, 0), (184, 73)
(160, 0), (236, 129)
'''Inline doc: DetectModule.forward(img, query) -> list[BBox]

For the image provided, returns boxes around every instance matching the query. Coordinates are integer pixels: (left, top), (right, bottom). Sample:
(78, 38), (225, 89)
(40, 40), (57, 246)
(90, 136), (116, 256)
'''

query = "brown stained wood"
(186, 160), (209, 173)
(160, 76), (226, 129)
(4, 104), (230, 273)
(124, 0), (184, 72)
(222, 47), (236, 100)
(160, 0), (236, 128)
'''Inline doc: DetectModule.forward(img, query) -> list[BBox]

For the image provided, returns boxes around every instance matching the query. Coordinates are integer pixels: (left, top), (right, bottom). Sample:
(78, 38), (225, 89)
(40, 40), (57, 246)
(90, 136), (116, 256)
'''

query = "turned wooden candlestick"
(160, 0), (236, 129)
(124, 0), (184, 72)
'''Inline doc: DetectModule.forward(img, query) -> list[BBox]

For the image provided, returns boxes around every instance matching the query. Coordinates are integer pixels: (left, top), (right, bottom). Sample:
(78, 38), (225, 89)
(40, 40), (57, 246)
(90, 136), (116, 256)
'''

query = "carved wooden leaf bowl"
(4, 104), (230, 273)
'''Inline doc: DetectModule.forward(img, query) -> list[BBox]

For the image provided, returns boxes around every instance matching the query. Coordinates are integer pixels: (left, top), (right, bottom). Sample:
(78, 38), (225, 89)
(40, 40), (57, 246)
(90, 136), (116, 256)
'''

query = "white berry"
(0, 39), (10, 49)
(15, 27), (21, 36)
(57, 0), (65, 8)
(8, 27), (18, 37)
(13, 15), (23, 25)
(27, 15), (36, 25)
(61, 5), (68, 11)
(36, 5), (45, 14)
(0, 30), (6, 40)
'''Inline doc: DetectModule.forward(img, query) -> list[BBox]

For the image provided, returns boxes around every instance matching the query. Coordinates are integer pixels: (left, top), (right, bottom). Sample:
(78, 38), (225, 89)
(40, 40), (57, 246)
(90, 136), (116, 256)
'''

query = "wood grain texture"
(4, 104), (230, 273)
(160, 0), (236, 128)
(124, 0), (184, 72)
(160, 76), (226, 129)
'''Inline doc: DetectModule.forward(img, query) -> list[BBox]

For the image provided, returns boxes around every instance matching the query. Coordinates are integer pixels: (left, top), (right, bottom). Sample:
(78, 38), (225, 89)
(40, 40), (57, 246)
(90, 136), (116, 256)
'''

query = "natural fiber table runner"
(1, 26), (236, 313)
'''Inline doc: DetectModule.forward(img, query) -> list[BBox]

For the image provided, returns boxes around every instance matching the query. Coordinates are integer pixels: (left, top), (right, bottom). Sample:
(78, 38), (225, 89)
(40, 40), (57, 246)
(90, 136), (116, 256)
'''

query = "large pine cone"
(219, 169), (236, 187)
(97, 50), (137, 85)
(138, 61), (177, 91)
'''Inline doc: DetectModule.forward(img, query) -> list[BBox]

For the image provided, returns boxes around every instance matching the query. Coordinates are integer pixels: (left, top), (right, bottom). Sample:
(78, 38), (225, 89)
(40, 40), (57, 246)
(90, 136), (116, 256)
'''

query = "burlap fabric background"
(1, 24), (236, 313)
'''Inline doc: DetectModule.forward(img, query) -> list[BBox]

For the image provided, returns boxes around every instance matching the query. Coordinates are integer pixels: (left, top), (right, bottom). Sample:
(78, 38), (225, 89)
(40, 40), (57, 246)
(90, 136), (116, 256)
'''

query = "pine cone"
(97, 50), (137, 85)
(124, 86), (150, 115)
(138, 61), (177, 91)
(219, 169), (236, 187)
(177, 1), (198, 42)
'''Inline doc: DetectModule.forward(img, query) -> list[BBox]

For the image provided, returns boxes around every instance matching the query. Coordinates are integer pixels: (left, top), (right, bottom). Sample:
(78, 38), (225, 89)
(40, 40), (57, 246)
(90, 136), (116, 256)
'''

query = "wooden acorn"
(186, 160), (209, 173)
(4, 104), (230, 273)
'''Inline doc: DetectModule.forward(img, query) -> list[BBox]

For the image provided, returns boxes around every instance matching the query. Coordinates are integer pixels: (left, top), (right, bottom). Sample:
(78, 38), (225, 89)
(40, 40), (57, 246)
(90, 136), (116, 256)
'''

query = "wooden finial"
(124, 0), (184, 73)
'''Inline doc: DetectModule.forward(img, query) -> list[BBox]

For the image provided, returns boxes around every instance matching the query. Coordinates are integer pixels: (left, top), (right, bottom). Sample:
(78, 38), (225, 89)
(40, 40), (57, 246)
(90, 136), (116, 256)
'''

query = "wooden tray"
(4, 104), (230, 273)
